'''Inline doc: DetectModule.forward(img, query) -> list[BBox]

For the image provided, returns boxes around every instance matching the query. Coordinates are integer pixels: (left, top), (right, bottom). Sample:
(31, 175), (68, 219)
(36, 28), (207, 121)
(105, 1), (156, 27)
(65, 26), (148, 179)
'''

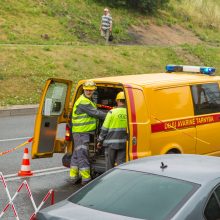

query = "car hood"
(37, 200), (140, 220)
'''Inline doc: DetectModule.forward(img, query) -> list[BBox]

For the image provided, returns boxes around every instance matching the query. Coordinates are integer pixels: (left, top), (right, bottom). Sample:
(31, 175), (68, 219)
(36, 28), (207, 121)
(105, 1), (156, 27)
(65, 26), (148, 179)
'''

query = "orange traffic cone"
(18, 148), (33, 176)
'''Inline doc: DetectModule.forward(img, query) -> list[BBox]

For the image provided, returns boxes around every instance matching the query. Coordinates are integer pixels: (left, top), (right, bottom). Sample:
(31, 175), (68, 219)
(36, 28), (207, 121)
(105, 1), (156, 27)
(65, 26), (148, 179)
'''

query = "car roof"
(118, 154), (220, 184)
(91, 73), (220, 88)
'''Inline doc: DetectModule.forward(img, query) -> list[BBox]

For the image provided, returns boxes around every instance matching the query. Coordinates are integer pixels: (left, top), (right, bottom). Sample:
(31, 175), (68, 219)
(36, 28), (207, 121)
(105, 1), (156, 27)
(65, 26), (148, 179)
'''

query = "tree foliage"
(105, 0), (170, 14)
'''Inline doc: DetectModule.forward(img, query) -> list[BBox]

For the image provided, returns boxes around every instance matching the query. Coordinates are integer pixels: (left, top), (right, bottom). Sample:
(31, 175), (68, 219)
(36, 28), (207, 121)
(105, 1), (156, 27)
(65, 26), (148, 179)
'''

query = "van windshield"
(68, 169), (199, 220)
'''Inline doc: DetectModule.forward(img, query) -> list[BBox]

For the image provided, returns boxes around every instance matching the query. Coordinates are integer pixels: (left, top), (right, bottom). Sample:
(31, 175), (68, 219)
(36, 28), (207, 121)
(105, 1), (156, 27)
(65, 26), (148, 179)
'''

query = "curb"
(0, 105), (38, 117)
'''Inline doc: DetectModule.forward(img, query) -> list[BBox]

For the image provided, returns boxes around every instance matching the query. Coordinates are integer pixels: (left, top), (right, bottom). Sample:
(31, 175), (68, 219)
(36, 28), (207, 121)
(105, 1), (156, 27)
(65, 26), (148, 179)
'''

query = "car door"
(191, 83), (220, 155)
(31, 78), (72, 159)
(204, 184), (220, 220)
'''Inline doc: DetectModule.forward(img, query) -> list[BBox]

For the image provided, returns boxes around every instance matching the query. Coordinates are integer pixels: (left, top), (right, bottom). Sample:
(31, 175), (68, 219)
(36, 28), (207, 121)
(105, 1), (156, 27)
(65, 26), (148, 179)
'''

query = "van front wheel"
(166, 149), (180, 154)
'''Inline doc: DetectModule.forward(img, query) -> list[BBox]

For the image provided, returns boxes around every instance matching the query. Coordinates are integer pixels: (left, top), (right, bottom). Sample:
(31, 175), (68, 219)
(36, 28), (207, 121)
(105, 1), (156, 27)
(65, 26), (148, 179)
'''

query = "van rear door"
(32, 78), (72, 158)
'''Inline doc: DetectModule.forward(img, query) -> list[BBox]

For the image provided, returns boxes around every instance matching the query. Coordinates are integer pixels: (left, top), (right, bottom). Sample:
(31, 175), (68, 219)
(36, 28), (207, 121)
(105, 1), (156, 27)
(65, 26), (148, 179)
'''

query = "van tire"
(166, 149), (180, 154)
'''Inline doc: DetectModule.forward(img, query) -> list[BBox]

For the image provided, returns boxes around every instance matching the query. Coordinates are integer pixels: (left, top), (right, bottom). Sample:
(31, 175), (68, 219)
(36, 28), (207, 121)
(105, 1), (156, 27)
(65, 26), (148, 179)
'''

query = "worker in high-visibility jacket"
(70, 80), (106, 185)
(97, 91), (127, 170)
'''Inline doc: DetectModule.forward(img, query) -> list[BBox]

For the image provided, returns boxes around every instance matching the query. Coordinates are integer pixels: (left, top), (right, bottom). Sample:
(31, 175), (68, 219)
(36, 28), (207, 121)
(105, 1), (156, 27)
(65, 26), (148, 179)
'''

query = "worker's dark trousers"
(105, 147), (126, 170)
(70, 133), (91, 182)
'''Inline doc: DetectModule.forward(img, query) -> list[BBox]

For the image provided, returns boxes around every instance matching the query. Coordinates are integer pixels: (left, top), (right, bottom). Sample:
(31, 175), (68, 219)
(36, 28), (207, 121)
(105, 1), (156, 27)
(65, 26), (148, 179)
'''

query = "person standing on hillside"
(100, 8), (112, 44)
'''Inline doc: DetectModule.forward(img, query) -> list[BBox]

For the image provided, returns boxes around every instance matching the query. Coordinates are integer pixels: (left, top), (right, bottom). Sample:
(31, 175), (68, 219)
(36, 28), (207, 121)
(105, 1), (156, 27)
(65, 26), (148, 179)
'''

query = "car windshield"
(68, 169), (199, 220)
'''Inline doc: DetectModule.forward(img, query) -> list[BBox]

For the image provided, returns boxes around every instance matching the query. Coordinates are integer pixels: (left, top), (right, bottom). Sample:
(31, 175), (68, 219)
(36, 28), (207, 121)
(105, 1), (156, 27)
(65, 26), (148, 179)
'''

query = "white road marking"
(0, 137), (32, 142)
(4, 166), (69, 182)
(33, 166), (68, 174)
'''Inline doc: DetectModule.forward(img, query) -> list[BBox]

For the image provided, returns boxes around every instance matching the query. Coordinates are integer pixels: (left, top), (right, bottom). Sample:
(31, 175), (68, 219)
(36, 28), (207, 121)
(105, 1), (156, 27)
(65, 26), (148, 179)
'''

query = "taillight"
(65, 124), (71, 141)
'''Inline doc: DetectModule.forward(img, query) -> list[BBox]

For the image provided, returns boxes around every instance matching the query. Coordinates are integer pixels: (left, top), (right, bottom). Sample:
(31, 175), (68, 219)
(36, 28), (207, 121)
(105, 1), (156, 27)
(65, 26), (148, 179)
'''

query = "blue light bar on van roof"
(166, 65), (216, 76)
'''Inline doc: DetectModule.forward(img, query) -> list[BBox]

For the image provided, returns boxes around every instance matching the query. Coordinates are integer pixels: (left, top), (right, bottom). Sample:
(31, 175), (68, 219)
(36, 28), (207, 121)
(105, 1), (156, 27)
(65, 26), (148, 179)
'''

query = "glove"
(97, 142), (102, 149)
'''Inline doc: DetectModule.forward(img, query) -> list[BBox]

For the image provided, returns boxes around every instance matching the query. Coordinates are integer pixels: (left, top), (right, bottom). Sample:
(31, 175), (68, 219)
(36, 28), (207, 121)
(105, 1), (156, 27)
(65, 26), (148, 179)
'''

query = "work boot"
(67, 177), (80, 184)
(79, 168), (91, 185)
(69, 166), (79, 184)
(81, 180), (90, 186)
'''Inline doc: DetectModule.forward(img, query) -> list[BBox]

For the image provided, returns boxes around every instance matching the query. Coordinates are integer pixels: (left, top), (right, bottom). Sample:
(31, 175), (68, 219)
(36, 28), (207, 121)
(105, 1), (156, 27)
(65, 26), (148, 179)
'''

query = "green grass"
(0, 0), (220, 106)
(182, 44), (220, 66)
(0, 0), (146, 44)
(167, 0), (220, 43)
(0, 0), (220, 44)
(0, 44), (220, 106)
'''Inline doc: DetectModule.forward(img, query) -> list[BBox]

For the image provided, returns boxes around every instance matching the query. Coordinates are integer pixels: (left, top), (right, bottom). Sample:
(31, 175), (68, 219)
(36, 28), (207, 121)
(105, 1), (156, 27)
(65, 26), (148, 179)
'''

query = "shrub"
(107, 0), (170, 14)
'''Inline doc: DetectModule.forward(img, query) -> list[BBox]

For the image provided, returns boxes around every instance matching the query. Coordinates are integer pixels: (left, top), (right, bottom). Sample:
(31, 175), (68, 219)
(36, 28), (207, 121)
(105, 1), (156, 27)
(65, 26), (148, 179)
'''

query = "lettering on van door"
(177, 118), (195, 127)
(151, 114), (219, 133)
(196, 116), (214, 125)
(164, 121), (177, 129)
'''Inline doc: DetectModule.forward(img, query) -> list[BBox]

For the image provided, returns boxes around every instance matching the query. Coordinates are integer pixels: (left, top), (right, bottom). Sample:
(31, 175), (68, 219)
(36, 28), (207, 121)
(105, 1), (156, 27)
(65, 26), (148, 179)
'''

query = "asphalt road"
(0, 114), (80, 219)
(0, 114), (66, 174)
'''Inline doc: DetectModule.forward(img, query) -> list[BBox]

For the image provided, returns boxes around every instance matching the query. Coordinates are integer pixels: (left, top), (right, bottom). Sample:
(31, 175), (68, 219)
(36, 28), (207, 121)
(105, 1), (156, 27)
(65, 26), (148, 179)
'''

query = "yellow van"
(31, 65), (220, 173)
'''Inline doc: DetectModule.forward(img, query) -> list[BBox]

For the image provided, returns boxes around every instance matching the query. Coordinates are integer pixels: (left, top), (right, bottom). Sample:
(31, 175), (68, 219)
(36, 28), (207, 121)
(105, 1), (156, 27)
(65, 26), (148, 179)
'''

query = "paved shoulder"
(0, 104), (38, 117)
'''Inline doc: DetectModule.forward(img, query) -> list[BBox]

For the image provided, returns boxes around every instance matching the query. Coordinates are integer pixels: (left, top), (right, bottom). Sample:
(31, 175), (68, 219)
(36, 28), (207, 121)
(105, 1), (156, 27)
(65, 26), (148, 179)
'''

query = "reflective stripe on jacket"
(99, 107), (127, 149)
(72, 95), (97, 133)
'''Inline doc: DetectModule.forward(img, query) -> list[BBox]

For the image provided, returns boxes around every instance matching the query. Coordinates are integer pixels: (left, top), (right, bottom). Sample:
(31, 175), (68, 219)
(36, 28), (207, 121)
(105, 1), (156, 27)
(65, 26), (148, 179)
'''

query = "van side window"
(191, 83), (220, 115)
(204, 185), (220, 220)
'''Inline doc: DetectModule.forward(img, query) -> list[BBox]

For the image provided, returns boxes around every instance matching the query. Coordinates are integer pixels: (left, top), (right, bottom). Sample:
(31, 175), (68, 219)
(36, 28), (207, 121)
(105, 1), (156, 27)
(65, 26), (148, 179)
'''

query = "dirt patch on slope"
(173, 47), (203, 65)
(128, 24), (202, 45)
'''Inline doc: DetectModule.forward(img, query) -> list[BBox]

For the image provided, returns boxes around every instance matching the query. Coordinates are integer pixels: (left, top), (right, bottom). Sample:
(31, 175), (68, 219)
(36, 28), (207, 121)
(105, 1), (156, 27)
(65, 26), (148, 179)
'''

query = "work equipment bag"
(109, 33), (113, 41)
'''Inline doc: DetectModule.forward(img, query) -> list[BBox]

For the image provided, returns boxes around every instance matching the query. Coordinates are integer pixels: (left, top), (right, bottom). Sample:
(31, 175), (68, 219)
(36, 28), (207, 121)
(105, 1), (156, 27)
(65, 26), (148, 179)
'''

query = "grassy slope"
(168, 0), (220, 43)
(0, 0), (220, 106)
(0, 45), (185, 105)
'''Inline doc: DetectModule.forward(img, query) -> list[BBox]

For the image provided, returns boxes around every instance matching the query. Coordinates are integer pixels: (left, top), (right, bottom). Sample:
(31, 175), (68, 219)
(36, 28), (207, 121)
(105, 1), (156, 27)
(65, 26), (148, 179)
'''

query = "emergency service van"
(31, 65), (220, 173)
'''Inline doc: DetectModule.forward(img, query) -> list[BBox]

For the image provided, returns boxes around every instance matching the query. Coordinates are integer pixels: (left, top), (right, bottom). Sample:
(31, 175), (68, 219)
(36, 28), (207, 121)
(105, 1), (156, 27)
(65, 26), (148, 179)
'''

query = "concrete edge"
(0, 104), (39, 117)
